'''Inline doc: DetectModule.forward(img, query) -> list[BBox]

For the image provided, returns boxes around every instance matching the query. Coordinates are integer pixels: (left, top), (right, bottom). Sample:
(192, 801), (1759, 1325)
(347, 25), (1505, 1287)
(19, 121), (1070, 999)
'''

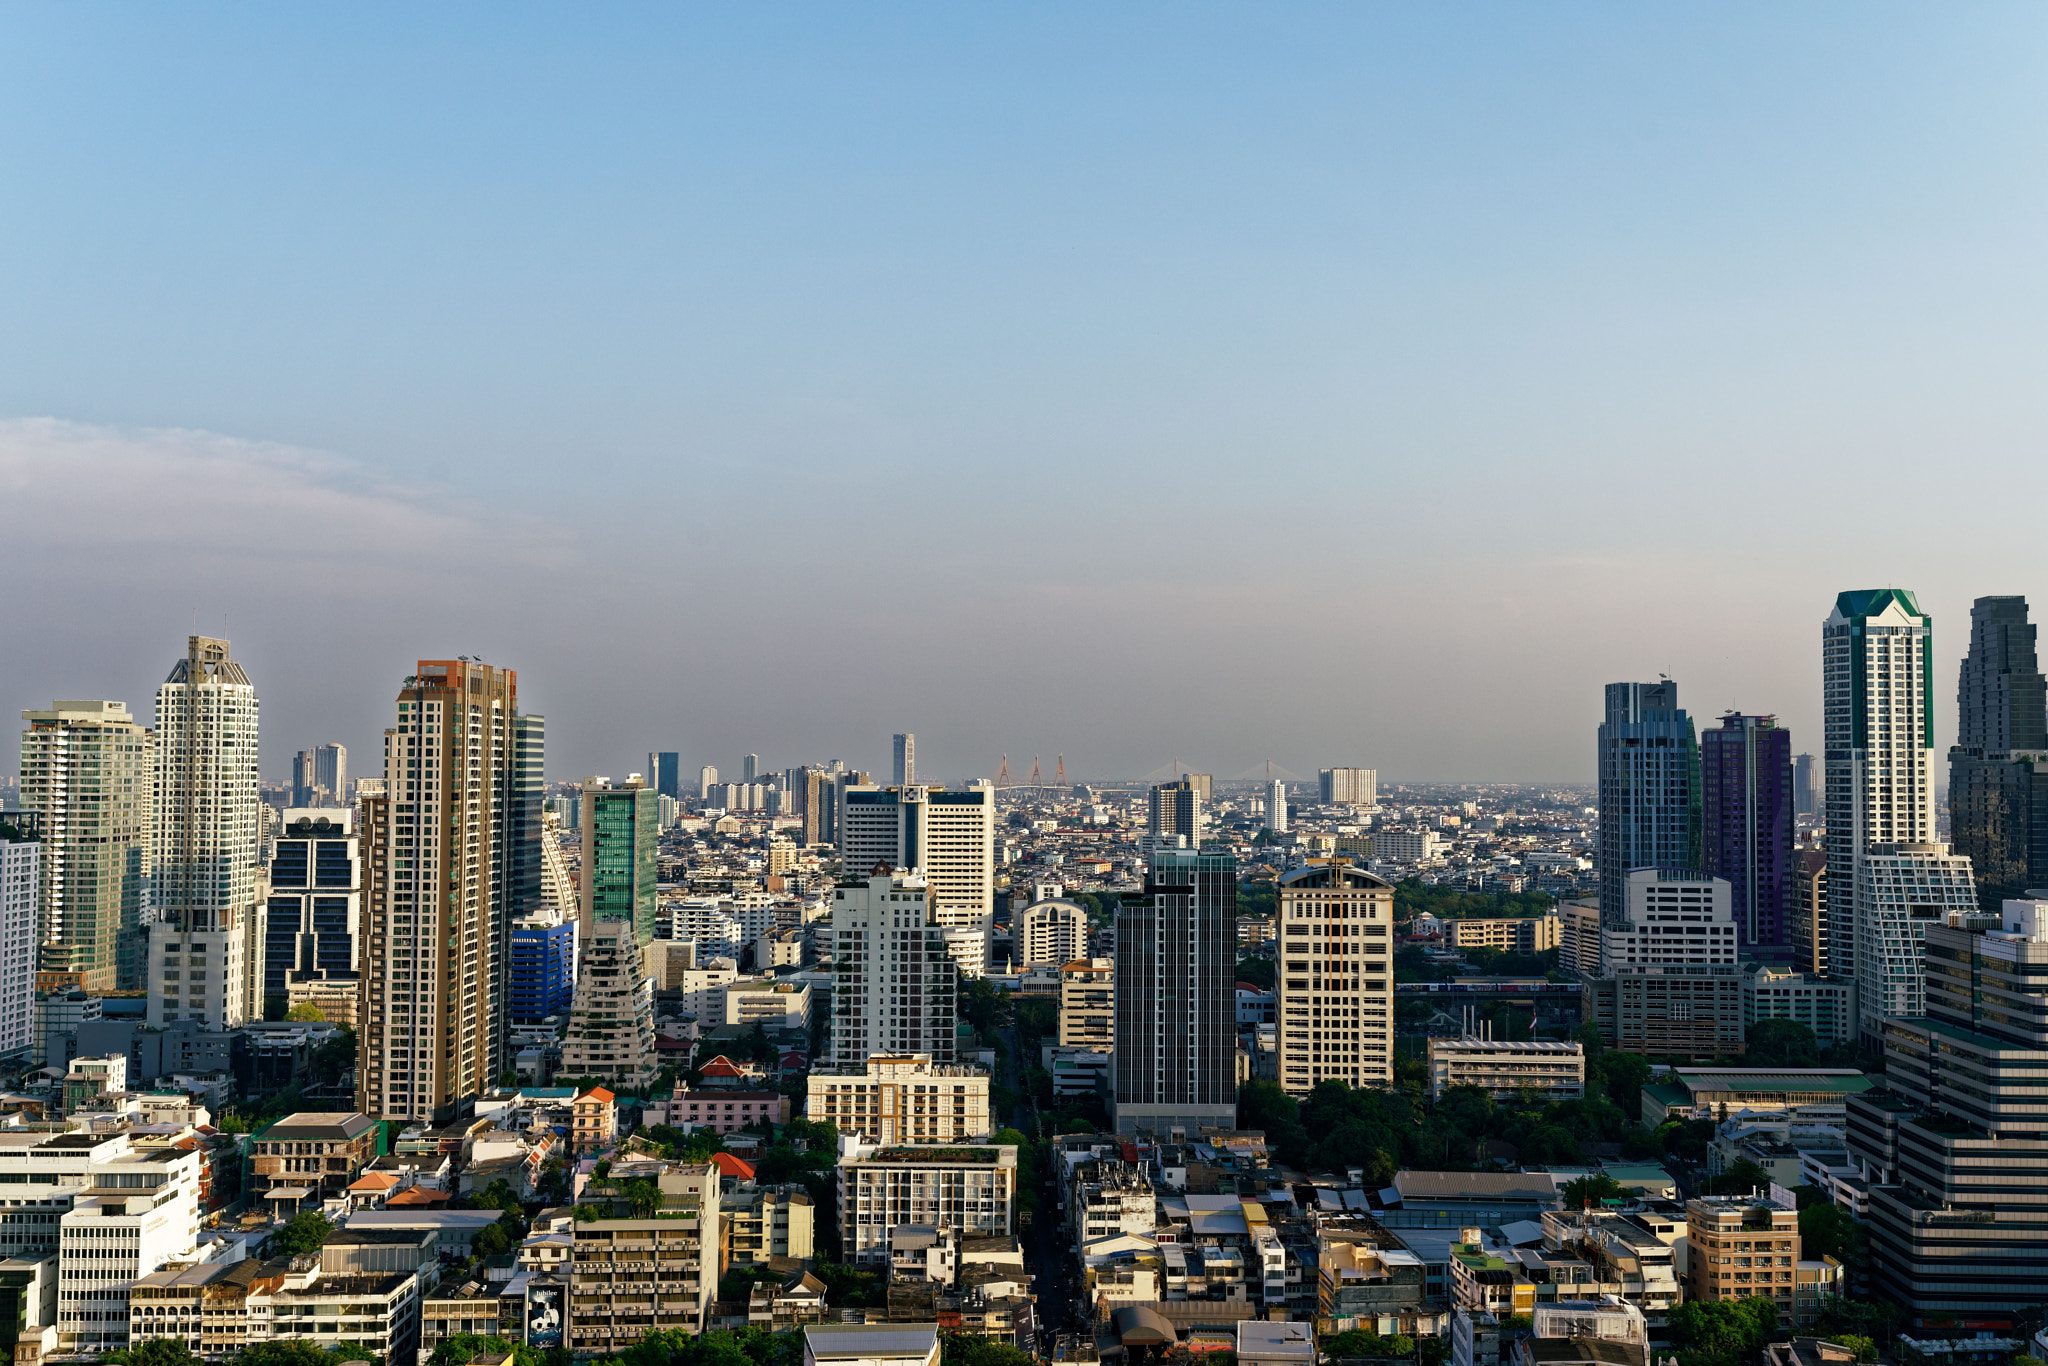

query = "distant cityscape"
(0, 589), (2041, 1365)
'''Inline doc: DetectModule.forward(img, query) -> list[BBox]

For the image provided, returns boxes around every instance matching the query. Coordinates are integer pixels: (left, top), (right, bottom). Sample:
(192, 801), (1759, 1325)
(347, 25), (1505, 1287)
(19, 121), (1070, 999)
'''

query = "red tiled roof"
(387, 1187), (453, 1207)
(577, 1087), (615, 1103)
(698, 1056), (745, 1076)
(709, 1152), (756, 1179)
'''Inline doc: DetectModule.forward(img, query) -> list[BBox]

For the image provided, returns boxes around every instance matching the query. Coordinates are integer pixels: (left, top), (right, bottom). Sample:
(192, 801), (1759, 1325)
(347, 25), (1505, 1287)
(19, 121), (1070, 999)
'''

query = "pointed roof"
(699, 1056), (746, 1078)
(576, 1087), (615, 1104)
(710, 1152), (756, 1179)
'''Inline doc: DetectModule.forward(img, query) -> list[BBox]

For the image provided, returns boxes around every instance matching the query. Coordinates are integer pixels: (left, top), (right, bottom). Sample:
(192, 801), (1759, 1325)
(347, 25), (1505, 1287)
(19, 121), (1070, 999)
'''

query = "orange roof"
(347, 1173), (401, 1192)
(387, 1187), (453, 1207)
(709, 1152), (755, 1179)
(577, 1087), (615, 1103)
(698, 1056), (745, 1076)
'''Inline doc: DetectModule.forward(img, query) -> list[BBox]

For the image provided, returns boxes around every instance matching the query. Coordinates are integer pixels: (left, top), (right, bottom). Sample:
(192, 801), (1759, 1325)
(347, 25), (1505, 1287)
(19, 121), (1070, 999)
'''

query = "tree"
(309, 1027), (357, 1086)
(284, 1003), (326, 1022)
(625, 1176), (662, 1218)
(229, 1341), (366, 1366)
(475, 1221), (512, 1257)
(1799, 1201), (1866, 1269)
(1591, 1050), (1652, 1111)
(1668, 1296), (1779, 1366)
(1560, 1174), (1625, 1208)
(1235, 957), (1276, 991)
(940, 1334), (1038, 1366)
(1746, 1019), (1820, 1068)
(270, 1211), (333, 1257)
(105, 1340), (201, 1366)
(1834, 1338), (1878, 1363)
(1705, 1159), (1772, 1197)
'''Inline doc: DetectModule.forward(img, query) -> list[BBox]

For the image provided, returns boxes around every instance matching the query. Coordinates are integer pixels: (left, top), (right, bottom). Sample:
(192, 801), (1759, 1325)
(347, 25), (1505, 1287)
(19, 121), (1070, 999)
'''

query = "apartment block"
(836, 1143), (1016, 1268)
(1445, 916), (1559, 955)
(1743, 965), (1858, 1049)
(1275, 858), (1393, 1095)
(1427, 1038), (1585, 1101)
(1582, 964), (1747, 1057)
(568, 1162), (720, 1346)
(829, 872), (959, 1068)
(807, 1054), (991, 1146)
(1683, 1194), (1834, 1325)
(1059, 958), (1113, 1052)
(1116, 848), (1238, 1132)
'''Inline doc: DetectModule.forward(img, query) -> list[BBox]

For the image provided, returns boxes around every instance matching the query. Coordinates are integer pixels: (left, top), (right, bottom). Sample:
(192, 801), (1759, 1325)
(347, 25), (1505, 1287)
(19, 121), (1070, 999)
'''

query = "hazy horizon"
(7, 7), (2048, 785)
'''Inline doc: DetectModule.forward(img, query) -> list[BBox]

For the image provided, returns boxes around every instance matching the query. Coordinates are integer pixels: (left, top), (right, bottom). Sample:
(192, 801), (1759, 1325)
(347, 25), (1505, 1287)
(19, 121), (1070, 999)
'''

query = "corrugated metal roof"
(805, 1324), (939, 1359)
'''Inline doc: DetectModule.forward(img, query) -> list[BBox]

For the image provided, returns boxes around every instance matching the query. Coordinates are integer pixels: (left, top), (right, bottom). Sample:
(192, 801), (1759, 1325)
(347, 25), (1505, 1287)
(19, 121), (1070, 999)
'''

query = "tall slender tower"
(1701, 714), (1794, 956)
(357, 659), (520, 1123)
(20, 701), (152, 993)
(1823, 590), (1977, 1039)
(1114, 846), (1237, 1134)
(1596, 682), (1701, 928)
(1948, 596), (2048, 909)
(892, 733), (915, 786)
(579, 776), (658, 941)
(1267, 778), (1288, 834)
(147, 637), (261, 1028)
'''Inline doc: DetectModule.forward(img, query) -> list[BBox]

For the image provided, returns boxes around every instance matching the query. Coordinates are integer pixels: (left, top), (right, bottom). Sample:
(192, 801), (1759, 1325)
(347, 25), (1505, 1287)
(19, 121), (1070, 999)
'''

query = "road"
(1000, 1022), (1077, 1352)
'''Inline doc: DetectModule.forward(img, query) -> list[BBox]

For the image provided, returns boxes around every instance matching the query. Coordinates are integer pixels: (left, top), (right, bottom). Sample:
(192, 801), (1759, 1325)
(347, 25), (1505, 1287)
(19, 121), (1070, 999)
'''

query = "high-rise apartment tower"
(1274, 859), (1393, 1094)
(1701, 713), (1794, 956)
(1113, 847), (1236, 1134)
(1597, 682), (1701, 927)
(1318, 768), (1377, 807)
(892, 734), (915, 786)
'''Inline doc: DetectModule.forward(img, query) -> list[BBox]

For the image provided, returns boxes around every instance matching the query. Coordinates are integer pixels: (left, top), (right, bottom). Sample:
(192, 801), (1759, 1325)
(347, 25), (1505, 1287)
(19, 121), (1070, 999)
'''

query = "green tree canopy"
(105, 1340), (200, 1366)
(1235, 957), (1275, 991)
(1799, 1201), (1866, 1268)
(270, 1211), (332, 1257)
(1560, 1174), (1625, 1208)
(1745, 1019), (1820, 1068)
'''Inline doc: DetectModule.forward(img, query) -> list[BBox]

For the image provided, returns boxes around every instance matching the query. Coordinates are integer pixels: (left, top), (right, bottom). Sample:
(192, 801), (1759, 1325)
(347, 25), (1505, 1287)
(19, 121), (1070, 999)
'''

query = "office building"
(1115, 847), (1237, 1131)
(558, 918), (657, 1088)
(1597, 681), (1701, 928)
(21, 701), (153, 993)
(1427, 1037), (1584, 1101)
(1319, 768), (1377, 807)
(836, 1142), (1015, 1268)
(1823, 589), (1976, 1040)
(261, 809), (361, 1018)
(52, 1137), (205, 1353)
(1599, 868), (1739, 970)
(579, 777), (658, 942)
(1702, 714), (1794, 956)
(1793, 753), (1818, 821)
(1848, 896), (2048, 1324)
(742, 753), (759, 783)
(290, 744), (347, 808)
(828, 872), (959, 1067)
(1267, 779), (1288, 834)
(1015, 898), (1086, 968)
(509, 714), (547, 921)
(650, 750), (680, 800)
(1148, 779), (1203, 846)
(1274, 858), (1394, 1095)
(699, 766), (718, 800)
(1948, 597), (2048, 910)
(1058, 958), (1113, 1051)
(1445, 916), (1559, 954)
(838, 783), (995, 929)
(1790, 849), (1827, 975)
(0, 818), (37, 1055)
(806, 1054), (991, 1146)
(1557, 901), (1601, 975)
(357, 658), (522, 1123)
(510, 904), (577, 1023)
(1582, 965), (1746, 1058)
(1744, 964), (1857, 1049)
(893, 734), (915, 786)
(146, 637), (261, 1029)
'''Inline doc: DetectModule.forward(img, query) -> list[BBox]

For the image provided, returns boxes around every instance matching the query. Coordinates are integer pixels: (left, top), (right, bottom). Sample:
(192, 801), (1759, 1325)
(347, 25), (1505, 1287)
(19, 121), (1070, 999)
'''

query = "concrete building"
(289, 743), (347, 808)
(1702, 713), (1795, 957)
(55, 1140), (204, 1353)
(1274, 858), (1394, 1096)
(581, 776), (659, 944)
(1948, 597), (2048, 909)
(1849, 896), (2048, 1324)
(262, 808), (361, 1019)
(829, 872), (960, 1068)
(723, 1184), (814, 1268)
(1744, 965), (1858, 1048)
(807, 1055), (991, 1147)
(1015, 899), (1087, 968)
(1059, 958), (1114, 1052)
(1115, 847), (1238, 1132)
(1446, 916), (1559, 955)
(836, 1142), (1016, 1268)
(357, 657), (526, 1123)
(659, 1088), (787, 1134)
(893, 734), (915, 786)
(1557, 901), (1601, 976)
(567, 1162), (720, 1342)
(1790, 849), (1828, 975)
(1597, 681), (1702, 929)
(248, 1112), (381, 1214)
(1374, 829), (1441, 863)
(838, 783), (996, 931)
(1583, 964), (1746, 1059)
(1267, 780), (1288, 834)
(0, 817), (38, 1055)
(1148, 779), (1203, 846)
(1599, 868), (1740, 971)
(20, 700), (153, 993)
(724, 980), (810, 1030)
(558, 919), (657, 1088)
(1319, 768), (1377, 807)
(1684, 1193), (1809, 1320)
(1427, 1037), (1585, 1101)
(804, 1324), (940, 1366)
(510, 903), (577, 1024)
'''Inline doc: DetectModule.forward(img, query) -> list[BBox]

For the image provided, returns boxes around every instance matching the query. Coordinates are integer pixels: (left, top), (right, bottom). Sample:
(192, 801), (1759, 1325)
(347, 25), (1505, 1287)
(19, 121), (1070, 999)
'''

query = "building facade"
(1015, 900), (1086, 968)
(1744, 965), (1858, 1049)
(1948, 596), (2048, 910)
(1597, 681), (1702, 928)
(581, 777), (658, 943)
(262, 809), (361, 1019)
(829, 872), (960, 1068)
(1115, 847), (1238, 1131)
(1427, 1038), (1585, 1100)
(1275, 858), (1394, 1096)
(510, 906), (577, 1023)
(21, 700), (153, 993)
(1319, 768), (1377, 807)
(1701, 713), (1795, 957)
(1148, 780), (1203, 846)
(147, 637), (261, 1030)
(806, 1054), (991, 1146)
(892, 734), (915, 786)
(1582, 964), (1747, 1058)
(1599, 868), (1739, 971)
(357, 658), (522, 1123)
(0, 819), (38, 1055)
(1058, 958), (1114, 1052)
(567, 1164), (720, 1345)
(838, 784), (996, 933)
(1790, 849), (1827, 975)
(558, 920), (657, 1088)
(836, 1143), (1015, 1267)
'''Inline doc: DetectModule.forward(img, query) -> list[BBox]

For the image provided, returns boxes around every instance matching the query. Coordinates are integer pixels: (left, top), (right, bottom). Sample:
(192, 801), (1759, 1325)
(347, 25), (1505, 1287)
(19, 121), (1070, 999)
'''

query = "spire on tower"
(1029, 756), (1043, 787)
(1055, 754), (1066, 787)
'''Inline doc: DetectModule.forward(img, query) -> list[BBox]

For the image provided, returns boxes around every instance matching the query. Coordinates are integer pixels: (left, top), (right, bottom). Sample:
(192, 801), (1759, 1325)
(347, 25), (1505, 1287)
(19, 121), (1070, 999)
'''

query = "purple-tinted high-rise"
(1702, 713), (1795, 958)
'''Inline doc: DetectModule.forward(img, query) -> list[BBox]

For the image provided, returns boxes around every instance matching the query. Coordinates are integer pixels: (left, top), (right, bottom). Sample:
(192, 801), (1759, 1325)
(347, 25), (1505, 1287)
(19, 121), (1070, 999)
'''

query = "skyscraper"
(1700, 713), (1794, 956)
(840, 782), (995, 972)
(1113, 846), (1236, 1134)
(1318, 768), (1377, 807)
(1822, 589), (1976, 1039)
(146, 637), (261, 1029)
(1274, 858), (1393, 1094)
(289, 743), (347, 807)
(1267, 779), (1288, 834)
(1793, 753), (1817, 821)
(579, 776), (658, 943)
(558, 918), (656, 1089)
(698, 765), (718, 800)
(19, 700), (152, 993)
(0, 816), (39, 1055)
(1596, 681), (1702, 927)
(357, 658), (520, 1123)
(262, 808), (361, 1017)
(1149, 779), (1203, 847)
(510, 715), (547, 915)
(743, 753), (759, 783)
(828, 869), (959, 1067)
(1947, 596), (2048, 910)
(892, 733), (915, 786)
(651, 751), (679, 800)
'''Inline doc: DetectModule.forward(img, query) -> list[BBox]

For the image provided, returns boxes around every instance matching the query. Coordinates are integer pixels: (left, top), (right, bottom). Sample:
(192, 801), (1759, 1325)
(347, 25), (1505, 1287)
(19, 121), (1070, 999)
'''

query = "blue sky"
(5, 5), (2047, 784)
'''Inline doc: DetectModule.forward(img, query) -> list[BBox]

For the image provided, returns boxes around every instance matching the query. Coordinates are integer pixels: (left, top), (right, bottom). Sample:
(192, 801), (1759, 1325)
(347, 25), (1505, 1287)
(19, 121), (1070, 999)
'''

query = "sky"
(5, 5), (2048, 787)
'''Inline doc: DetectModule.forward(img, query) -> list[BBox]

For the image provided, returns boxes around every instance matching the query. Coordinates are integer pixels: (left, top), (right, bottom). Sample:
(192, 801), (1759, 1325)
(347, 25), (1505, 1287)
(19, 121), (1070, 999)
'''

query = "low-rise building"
(1638, 1068), (1875, 1128)
(807, 1055), (990, 1146)
(1743, 966), (1858, 1049)
(725, 980), (811, 1030)
(1428, 1038), (1585, 1101)
(572, 1087), (615, 1151)
(248, 1112), (381, 1215)
(567, 1162), (720, 1346)
(1449, 1231), (1536, 1319)
(804, 1323), (941, 1366)
(663, 1088), (790, 1134)
(721, 1184), (814, 1268)
(1583, 965), (1747, 1060)
(1447, 917), (1560, 955)
(837, 1143), (1016, 1269)
(1684, 1194), (1804, 1321)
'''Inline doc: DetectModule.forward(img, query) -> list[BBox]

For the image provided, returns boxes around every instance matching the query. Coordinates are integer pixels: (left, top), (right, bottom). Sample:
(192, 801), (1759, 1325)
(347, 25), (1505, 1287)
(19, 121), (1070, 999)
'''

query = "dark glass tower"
(1114, 846), (1236, 1134)
(1949, 597), (2048, 910)
(1701, 714), (1795, 956)
(1597, 682), (1702, 927)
